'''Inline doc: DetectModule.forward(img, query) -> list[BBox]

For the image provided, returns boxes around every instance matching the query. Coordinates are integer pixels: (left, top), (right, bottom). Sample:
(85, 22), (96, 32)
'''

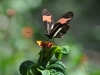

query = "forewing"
(42, 8), (54, 34)
(53, 12), (74, 38)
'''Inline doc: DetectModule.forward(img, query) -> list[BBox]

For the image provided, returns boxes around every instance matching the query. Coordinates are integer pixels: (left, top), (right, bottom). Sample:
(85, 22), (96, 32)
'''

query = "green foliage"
(61, 46), (70, 54)
(90, 70), (100, 75)
(19, 60), (35, 75)
(19, 45), (70, 75)
(47, 61), (67, 75)
(38, 69), (50, 75)
(50, 46), (70, 60)
(49, 69), (64, 75)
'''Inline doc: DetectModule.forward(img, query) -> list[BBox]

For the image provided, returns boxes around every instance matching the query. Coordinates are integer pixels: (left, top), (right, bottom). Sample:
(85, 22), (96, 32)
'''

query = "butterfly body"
(42, 8), (74, 39)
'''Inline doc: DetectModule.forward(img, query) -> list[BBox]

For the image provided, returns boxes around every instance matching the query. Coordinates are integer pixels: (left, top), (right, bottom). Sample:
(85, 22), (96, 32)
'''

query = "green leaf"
(38, 69), (50, 75)
(50, 46), (61, 53)
(55, 52), (62, 60)
(50, 46), (70, 60)
(19, 60), (35, 75)
(49, 69), (64, 75)
(47, 61), (67, 75)
(50, 46), (62, 60)
(60, 46), (70, 55)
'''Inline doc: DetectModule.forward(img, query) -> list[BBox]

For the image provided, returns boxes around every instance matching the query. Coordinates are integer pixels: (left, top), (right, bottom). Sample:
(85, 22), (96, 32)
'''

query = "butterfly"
(42, 8), (74, 39)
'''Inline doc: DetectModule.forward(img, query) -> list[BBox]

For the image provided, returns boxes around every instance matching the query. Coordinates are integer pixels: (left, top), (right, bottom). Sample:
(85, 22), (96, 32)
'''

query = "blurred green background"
(0, 0), (100, 75)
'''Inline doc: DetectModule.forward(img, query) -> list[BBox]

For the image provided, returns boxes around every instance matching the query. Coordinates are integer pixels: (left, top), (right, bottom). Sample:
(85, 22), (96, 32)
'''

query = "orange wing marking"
(43, 15), (52, 22)
(57, 18), (71, 24)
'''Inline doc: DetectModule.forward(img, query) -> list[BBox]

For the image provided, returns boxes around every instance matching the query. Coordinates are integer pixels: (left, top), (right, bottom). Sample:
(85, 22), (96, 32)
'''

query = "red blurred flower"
(6, 9), (15, 17)
(37, 40), (54, 49)
(21, 26), (33, 38)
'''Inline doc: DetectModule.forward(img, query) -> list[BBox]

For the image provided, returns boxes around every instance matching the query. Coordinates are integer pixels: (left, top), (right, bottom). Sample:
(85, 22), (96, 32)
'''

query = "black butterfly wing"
(51, 11), (74, 38)
(54, 24), (70, 38)
(42, 8), (54, 35)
